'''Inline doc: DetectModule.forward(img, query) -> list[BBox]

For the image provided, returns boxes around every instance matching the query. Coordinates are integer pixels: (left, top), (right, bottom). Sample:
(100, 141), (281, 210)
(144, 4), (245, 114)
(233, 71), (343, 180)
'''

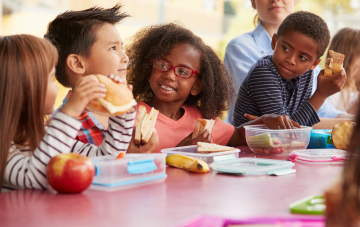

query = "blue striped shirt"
(233, 55), (320, 127)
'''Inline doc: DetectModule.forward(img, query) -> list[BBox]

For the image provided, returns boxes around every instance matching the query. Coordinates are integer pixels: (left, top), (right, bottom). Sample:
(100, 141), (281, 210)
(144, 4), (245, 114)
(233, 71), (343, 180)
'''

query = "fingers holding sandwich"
(176, 129), (211, 147)
(127, 128), (159, 153)
(61, 76), (107, 119)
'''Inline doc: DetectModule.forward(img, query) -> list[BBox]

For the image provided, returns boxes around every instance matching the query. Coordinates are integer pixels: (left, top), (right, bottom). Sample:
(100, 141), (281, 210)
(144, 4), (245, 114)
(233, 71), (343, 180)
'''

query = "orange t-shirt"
(135, 101), (235, 153)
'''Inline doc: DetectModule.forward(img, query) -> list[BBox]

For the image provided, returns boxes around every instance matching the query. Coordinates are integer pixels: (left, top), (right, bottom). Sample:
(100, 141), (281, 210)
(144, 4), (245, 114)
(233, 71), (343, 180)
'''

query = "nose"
(286, 54), (296, 66)
(119, 49), (129, 64)
(162, 67), (177, 81)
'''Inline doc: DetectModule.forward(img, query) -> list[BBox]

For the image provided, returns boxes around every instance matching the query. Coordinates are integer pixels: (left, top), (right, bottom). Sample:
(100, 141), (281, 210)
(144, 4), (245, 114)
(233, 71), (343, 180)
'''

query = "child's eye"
(299, 55), (308, 61)
(177, 68), (190, 76)
(110, 46), (116, 50)
(282, 46), (289, 52)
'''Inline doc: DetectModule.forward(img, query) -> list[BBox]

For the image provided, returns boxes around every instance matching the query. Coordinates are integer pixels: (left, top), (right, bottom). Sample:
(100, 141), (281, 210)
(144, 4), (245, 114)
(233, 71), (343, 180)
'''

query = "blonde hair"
(327, 28), (360, 109)
(0, 35), (58, 187)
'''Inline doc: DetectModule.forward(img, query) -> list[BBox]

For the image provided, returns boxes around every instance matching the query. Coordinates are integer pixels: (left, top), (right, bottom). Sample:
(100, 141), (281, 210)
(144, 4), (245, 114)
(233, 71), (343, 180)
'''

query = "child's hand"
(316, 69), (346, 98)
(61, 76), (106, 119)
(263, 114), (301, 129)
(108, 74), (132, 91)
(263, 114), (301, 139)
(127, 128), (159, 153)
(176, 129), (211, 147)
(244, 113), (259, 121)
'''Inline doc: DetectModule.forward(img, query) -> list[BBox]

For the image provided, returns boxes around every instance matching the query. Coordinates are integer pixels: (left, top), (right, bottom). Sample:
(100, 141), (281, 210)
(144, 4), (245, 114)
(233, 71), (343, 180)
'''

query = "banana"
(166, 154), (209, 173)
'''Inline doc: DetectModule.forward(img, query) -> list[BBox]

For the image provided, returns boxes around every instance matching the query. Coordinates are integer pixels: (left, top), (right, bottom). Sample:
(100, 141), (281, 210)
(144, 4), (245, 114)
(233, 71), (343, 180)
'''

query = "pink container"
(176, 215), (324, 227)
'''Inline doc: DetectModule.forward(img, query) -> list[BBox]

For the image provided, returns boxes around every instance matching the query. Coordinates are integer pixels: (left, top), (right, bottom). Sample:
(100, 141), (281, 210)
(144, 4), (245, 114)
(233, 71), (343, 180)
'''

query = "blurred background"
(1, 0), (360, 108)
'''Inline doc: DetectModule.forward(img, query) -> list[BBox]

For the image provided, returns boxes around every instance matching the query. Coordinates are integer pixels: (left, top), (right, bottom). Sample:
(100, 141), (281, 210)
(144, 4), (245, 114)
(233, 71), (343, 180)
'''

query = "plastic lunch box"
(210, 156), (296, 176)
(244, 124), (312, 156)
(161, 145), (241, 164)
(288, 149), (347, 164)
(89, 153), (167, 191)
(308, 129), (335, 149)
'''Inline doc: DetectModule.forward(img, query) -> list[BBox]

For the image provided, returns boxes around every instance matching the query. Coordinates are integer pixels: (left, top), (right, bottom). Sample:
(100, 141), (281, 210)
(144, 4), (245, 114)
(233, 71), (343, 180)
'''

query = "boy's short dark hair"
(277, 11), (330, 59)
(44, 4), (129, 87)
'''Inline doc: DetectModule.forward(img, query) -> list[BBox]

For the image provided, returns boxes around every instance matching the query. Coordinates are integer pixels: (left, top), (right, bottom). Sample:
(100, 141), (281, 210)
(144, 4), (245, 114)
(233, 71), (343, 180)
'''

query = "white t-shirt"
(328, 91), (359, 112)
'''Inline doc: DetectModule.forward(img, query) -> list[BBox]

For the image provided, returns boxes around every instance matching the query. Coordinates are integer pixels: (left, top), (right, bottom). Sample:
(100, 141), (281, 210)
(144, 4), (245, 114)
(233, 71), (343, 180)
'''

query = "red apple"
(46, 153), (95, 193)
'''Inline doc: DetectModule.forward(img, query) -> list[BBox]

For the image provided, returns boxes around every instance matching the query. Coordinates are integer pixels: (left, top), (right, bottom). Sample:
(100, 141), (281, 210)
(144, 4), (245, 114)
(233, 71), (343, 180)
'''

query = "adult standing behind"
(224, 0), (352, 126)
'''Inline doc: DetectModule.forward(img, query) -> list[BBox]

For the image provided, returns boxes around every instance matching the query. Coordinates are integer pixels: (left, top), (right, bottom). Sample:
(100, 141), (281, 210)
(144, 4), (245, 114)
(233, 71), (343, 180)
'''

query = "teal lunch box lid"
(210, 156), (296, 176)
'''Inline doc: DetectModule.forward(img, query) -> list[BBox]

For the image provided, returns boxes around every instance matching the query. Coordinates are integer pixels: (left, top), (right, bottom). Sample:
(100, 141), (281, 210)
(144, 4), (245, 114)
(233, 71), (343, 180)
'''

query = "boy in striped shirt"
(45, 4), (158, 152)
(233, 11), (346, 127)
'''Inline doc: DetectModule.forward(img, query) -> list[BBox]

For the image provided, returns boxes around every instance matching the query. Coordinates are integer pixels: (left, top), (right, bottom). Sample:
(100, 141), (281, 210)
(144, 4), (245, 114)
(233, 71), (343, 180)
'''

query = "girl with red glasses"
(126, 23), (300, 153)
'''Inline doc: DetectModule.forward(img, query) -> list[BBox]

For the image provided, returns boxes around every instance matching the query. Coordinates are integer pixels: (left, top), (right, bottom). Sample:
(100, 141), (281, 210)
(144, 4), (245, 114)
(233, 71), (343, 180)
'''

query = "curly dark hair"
(126, 23), (234, 119)
(44, 4), (130, 87)
(277, 11), (330, 58)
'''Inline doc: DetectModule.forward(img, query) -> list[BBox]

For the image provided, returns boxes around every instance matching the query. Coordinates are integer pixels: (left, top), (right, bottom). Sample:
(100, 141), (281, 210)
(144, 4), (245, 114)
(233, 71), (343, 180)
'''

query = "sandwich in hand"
(134, 105), (159, 145)
(197, 142), (235, 154)
(192, 118), (215, 139)
(86, 75), (137, 116)
(324, 50), (345, 78)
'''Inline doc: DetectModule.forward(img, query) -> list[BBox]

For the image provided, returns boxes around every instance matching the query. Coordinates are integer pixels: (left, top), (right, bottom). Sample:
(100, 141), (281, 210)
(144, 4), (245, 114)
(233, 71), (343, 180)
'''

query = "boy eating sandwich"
(233, 11), (346, 127)
(45, 4), (158, 153)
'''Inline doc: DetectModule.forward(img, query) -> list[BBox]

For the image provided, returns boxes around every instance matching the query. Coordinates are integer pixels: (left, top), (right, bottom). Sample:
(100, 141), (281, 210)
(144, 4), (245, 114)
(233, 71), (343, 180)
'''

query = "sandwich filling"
(97, 98), (137, 114)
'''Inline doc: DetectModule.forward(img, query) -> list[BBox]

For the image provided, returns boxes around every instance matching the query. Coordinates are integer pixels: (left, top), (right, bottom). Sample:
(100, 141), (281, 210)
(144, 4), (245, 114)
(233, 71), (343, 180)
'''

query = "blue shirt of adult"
(224, 21), (345, 124)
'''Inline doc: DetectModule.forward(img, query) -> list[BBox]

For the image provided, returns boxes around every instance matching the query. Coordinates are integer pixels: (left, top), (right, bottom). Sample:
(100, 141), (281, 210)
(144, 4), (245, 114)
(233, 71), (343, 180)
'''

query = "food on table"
(86, 74), (137, 116)
(247, 132), (306, 155)
(192, 118), (215, 139)
(332, 121), (356, 150)
(197, 142), (235, 154)
(324, 50), (345, 78)
(116, 152), (125, 159)
(134, 105), (159, 145)
(166, 154), (209, 173)
(47, 153), (95, 193)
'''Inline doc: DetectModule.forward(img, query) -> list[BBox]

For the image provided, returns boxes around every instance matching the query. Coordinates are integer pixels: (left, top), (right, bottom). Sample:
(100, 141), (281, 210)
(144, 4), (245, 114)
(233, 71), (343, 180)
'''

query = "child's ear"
(251, 0), (256, 9)
(191, 79), (202, 96)
(309, 58), (321, 70)
(271, 34), (277, 50)
(66, 54), (85, 75)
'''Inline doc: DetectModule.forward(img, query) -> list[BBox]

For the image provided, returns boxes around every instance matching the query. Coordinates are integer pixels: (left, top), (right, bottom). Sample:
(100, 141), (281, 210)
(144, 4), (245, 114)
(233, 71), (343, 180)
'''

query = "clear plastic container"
(161, 145), (240, 164)
(244, 124), (312, 156)
(89, 153), (167, 191)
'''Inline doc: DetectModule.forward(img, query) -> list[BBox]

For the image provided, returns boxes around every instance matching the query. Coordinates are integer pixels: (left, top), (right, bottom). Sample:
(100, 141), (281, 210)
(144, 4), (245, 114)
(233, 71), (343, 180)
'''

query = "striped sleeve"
(70, 107), (136, 157)
(4, 111), (82, 190)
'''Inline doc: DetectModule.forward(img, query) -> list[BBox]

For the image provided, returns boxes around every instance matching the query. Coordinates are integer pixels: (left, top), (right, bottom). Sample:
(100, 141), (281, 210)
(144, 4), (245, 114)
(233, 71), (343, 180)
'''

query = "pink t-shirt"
(135, 101), (235, 153)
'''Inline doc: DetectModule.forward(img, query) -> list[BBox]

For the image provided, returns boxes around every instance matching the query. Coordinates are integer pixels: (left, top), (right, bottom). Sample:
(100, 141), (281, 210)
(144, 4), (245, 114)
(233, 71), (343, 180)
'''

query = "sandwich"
(86, 75), (137, 116)
(192, 118), (215, 139)
(134, 105), (159, 145)
(324, 50), (345, 78)
(331, 121), (356, 150)
(197, 142), (235, 154)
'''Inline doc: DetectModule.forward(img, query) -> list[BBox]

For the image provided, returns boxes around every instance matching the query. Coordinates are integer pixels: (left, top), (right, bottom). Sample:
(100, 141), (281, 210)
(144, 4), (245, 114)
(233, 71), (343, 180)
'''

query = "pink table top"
(0, 147), (343, 227)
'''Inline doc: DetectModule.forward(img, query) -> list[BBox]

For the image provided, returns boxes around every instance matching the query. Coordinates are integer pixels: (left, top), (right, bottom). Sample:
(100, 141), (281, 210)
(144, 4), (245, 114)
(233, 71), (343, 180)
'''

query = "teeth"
(160, 85), (175, 91)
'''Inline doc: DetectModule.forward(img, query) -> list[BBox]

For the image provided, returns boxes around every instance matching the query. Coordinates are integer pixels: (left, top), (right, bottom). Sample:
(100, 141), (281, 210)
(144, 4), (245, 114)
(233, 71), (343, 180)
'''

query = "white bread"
(324, 50), (345, 78)
(197, 142), (235, 154)
(192, 119), (215, 139)
(134, 105), (146, 145)
(134, 105), (159, 145)
(141, 107), (159, 143)
(86, 75), (137, 116)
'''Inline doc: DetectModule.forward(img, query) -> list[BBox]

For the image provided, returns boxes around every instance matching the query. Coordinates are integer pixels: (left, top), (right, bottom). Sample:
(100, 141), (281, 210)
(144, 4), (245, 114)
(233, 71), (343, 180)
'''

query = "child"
(126, 23), (300, 153)
(327, 28), (360, 115)
(325, 116), (360, 226)
(0, 35), (137, 192)
(44, 4), (158, 151)
(233, 11), (347, 127)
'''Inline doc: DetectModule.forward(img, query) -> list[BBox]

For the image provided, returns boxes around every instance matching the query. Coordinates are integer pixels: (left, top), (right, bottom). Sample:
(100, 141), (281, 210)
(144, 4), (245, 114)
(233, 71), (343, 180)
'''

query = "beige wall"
(1, 0), (224, 108)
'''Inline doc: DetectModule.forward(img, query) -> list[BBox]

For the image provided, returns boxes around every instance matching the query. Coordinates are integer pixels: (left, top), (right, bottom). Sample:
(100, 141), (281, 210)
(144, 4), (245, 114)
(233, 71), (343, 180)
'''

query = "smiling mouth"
(281, 65), (293, 73)
(160, 84), (175, 91)
(269, 6), (283, 10)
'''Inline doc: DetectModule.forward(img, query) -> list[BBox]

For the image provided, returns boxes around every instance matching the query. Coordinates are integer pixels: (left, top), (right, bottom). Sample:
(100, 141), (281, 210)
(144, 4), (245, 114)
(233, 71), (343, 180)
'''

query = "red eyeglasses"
(152, 59), (199, 79)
